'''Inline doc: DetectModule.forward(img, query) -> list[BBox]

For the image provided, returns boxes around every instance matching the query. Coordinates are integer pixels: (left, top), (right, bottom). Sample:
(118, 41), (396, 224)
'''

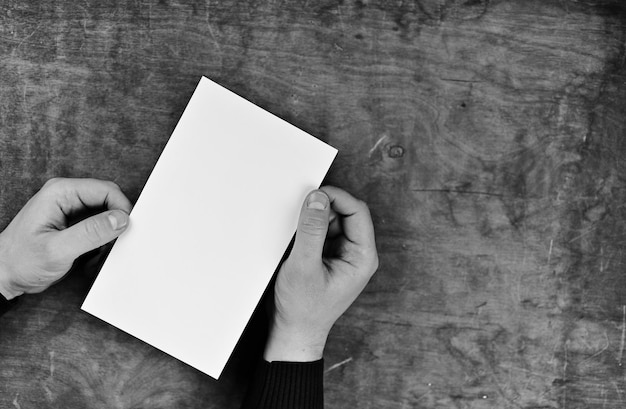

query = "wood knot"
(388, 145), (405, 158)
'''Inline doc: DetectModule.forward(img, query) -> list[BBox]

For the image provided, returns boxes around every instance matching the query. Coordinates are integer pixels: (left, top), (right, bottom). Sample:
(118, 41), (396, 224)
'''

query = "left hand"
(0, 178), (132, 300)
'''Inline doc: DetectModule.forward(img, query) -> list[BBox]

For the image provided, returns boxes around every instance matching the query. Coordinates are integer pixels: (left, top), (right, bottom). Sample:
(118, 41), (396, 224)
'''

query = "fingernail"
(307, 191), (328, 210)
(108, 211), (128, 230)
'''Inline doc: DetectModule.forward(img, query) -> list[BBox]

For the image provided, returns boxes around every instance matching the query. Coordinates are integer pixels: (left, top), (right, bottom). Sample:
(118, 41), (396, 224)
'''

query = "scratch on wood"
(205, 0), (223, 64)
(472, 301), (486, 326)
(78, 3), (89, 35)
(613, 381), (624, 403)
(600, 246), (604, 273)
(498, 364), (554, 379)
(148, 0), (152, 29)
(411, 188), (504, 197)
(440, 78), (483, 83)
(14, 22), (42, 53)
(42, 383), (53, 401)
(12, 394), (20, 409)
(371, 319), (412, 327)
(49, 351), (55, 378)
(398, 278), (410, 292)
(618, 305), (625, 366)
(567, 226), (597, 243)
(581, 330), (609, 364)
(413, 390), (431, 404)
(368, 133), (389, 157)
(556, 97), (567, 129)
(337, 4), (346, 32)
(562, 344), (568, 408)
(547, 238), (554, 269)
(325, 357), (353, 373)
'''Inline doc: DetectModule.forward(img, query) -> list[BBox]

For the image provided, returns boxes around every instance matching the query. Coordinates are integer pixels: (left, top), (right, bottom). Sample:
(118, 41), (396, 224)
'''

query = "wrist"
(264, 323), (329, 362)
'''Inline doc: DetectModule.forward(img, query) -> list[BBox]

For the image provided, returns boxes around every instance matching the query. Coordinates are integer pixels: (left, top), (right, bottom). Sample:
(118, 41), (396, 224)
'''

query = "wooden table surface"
(1, 1), (625, 408)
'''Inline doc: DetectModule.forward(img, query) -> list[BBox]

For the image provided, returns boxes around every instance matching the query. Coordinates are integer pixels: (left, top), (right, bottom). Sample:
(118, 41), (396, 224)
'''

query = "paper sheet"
(81, 77), (337, 379)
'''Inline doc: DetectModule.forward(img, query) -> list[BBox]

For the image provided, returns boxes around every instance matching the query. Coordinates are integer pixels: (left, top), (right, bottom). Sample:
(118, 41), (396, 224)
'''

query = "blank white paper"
(81, 77), (337, 379)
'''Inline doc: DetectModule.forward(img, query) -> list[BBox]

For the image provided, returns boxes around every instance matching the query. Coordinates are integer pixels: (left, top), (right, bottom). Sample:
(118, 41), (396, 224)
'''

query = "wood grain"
(1, 0), (626, 408)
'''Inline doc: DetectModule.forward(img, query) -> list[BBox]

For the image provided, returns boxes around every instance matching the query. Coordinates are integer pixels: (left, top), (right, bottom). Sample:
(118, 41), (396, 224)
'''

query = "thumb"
(290, 190), (330, 263)
(54, 210), (129, 260)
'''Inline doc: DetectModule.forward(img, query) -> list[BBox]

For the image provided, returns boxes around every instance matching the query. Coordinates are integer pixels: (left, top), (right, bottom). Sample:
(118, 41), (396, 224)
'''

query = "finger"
(319, 186), (376, 250)
(327, 209), (342, 239)
(290, 190), (331, 264)
(43, 178), (133, 215)
(51, 210), (129, 260)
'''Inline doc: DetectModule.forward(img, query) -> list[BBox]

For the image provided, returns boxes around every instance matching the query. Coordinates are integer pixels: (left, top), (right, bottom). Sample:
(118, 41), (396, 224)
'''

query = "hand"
(0, 178), (132, 300)
(264, 186), (379, 362)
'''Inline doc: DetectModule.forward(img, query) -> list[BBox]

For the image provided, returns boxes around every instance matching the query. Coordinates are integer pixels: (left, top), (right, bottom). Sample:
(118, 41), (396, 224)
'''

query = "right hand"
(264, 186), (379, 362)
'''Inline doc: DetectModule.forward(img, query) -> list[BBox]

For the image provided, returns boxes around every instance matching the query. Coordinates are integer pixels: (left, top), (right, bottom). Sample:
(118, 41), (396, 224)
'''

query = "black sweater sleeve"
(0, 292), (18, 317)
(240, 359), (324, 409)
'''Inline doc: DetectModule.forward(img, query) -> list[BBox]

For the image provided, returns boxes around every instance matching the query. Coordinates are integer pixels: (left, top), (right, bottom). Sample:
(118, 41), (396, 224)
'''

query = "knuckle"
(301, 215), (327, 234)
(83, 218), (107, 245)
(106, 180), (121, 191)
(358, 199), (371, 213)
(43, 177), (64, 190)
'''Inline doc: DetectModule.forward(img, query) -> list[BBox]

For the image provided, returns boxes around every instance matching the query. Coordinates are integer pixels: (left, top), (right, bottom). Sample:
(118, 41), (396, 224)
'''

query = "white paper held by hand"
(81, 76), (338, 379)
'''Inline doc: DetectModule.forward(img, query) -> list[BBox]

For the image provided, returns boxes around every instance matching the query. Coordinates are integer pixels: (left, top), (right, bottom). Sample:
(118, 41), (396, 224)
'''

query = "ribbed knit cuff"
(240, 359), (324, 409)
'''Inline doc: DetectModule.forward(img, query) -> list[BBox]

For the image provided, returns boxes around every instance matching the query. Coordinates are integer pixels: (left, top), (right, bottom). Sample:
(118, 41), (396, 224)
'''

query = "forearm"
(263, 322), (328, 362)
